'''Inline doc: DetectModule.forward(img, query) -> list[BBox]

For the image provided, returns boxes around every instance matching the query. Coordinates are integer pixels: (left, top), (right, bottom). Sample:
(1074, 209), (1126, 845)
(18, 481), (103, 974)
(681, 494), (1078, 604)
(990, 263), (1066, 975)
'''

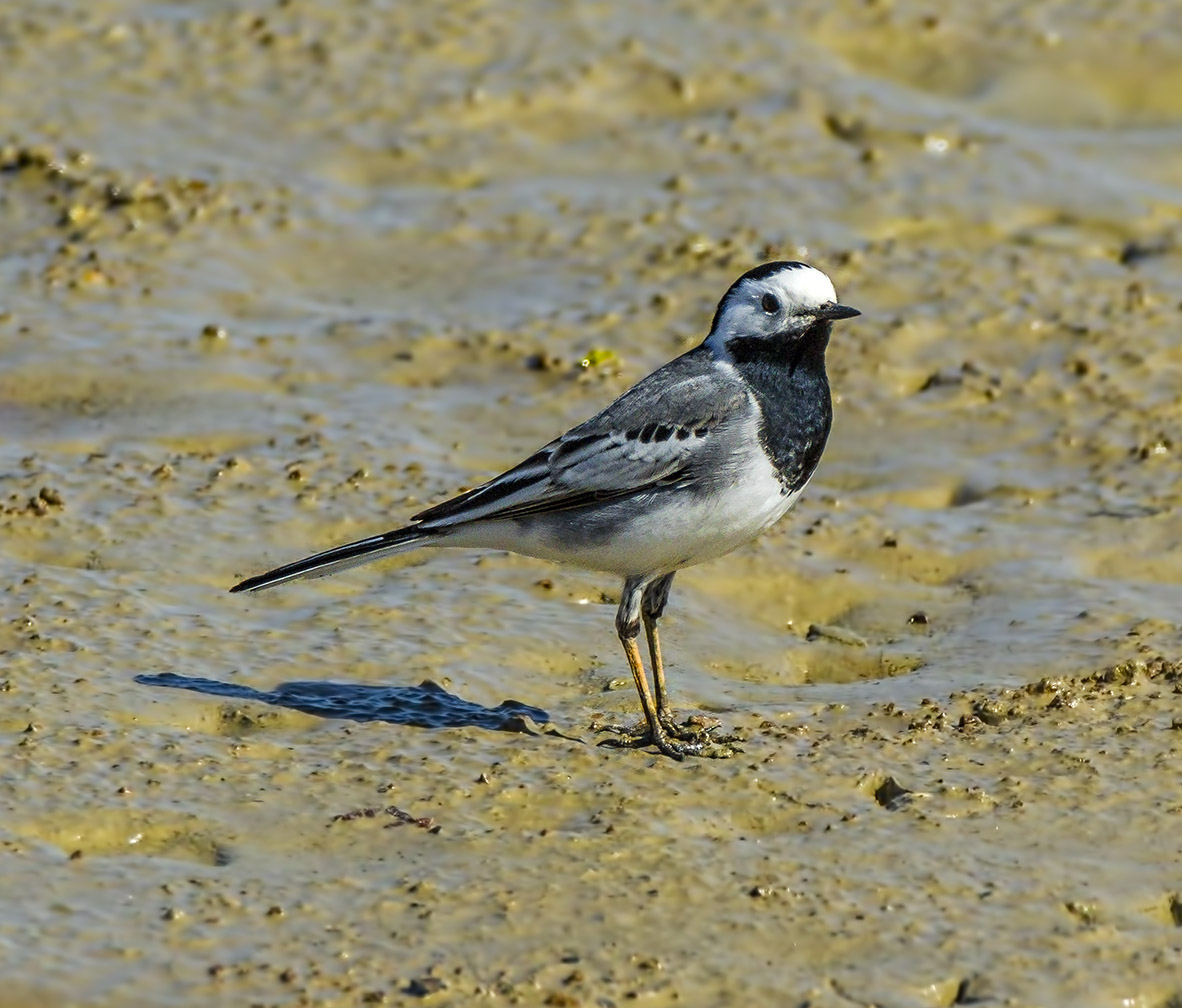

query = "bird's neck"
(722, 322), (833, 493)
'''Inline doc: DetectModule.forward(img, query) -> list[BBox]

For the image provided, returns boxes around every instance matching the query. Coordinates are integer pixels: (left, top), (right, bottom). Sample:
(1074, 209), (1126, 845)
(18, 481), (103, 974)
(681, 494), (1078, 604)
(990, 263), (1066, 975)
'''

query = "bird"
(231, 261), (860, 759)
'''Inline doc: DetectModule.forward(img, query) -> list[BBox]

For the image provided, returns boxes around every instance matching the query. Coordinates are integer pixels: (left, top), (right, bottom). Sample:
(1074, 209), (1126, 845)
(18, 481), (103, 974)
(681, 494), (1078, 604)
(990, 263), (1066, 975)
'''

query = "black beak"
(814, 302), (861, 321)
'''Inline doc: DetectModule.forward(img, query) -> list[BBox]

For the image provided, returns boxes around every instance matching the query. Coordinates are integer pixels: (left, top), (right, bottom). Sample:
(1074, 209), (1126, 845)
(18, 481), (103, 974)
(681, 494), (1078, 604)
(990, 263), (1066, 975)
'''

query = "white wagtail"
(231, 262), (860, 759)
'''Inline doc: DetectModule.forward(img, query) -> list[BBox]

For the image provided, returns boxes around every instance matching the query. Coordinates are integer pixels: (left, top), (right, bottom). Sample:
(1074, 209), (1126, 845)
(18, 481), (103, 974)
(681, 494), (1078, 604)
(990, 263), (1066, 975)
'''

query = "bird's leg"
(640, 573), (742, 750)
(611, 575), (684, 759)
(596, 575), (741, 760)
(641, 573), (678, 729)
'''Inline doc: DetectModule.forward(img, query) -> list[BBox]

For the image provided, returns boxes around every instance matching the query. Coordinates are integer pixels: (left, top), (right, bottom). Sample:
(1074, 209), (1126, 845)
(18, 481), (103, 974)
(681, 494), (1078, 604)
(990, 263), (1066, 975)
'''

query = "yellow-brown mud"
(2, 1), (1182, 1005)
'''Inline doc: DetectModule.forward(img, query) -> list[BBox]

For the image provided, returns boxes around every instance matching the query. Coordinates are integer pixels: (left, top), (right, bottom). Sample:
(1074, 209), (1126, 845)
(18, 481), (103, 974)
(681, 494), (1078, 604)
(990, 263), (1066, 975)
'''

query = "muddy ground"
(2, 1), (1182, 1005)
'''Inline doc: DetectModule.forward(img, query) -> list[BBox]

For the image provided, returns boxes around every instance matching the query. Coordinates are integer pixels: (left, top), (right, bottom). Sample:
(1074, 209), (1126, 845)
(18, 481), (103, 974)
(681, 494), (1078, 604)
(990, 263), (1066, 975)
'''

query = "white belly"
(441, 445), (803, 576)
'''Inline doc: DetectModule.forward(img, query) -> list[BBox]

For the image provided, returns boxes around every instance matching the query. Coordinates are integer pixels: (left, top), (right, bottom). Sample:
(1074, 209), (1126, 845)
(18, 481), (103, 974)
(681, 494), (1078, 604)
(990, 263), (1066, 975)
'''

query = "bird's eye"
(761, 293), (780, 314)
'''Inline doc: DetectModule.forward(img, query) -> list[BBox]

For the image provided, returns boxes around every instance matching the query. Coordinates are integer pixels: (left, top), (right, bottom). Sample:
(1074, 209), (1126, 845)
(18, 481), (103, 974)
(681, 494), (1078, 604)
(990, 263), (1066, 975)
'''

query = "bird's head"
(705, 261), (859, 361)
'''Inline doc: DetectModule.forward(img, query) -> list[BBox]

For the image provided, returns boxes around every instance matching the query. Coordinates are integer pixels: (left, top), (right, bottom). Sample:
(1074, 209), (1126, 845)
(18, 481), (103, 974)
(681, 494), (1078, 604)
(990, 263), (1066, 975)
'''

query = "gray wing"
(412, 347), (749, 528)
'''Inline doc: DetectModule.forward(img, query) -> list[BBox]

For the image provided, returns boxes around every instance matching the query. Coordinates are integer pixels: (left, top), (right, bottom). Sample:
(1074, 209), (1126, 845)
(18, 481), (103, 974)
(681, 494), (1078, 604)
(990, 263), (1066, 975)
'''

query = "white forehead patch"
(706, 263), (840, 352)
(736, 264), (836, 314)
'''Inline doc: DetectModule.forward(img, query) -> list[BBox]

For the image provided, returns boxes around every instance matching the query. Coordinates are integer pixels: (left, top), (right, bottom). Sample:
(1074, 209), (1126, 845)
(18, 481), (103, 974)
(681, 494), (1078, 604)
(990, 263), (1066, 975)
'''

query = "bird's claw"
(594, 715), (744, 760)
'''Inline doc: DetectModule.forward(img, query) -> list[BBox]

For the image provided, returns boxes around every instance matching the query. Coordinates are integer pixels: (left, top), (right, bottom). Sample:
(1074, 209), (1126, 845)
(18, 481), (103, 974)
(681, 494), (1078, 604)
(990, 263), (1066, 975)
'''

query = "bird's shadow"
(134, 672), (560, 736)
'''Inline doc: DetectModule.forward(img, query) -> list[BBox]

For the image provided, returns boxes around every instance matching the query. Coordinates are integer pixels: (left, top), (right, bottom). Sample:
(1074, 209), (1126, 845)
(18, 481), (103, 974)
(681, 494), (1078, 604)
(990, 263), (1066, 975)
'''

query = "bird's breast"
(737, 364), (833, 496)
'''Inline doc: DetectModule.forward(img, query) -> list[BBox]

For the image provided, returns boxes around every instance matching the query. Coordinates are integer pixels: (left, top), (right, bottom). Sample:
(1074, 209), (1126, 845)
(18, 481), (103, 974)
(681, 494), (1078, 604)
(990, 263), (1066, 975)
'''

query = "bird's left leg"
(641, 572), (678, 728)
(596, 575), (742, 759)
(607, 574), (688, 759)
(641, 572), (742, 751)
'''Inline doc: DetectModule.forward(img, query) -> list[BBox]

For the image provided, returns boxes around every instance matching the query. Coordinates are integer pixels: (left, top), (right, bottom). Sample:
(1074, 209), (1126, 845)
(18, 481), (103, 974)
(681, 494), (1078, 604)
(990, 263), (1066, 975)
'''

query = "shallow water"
(2, 1), (1182, 1004)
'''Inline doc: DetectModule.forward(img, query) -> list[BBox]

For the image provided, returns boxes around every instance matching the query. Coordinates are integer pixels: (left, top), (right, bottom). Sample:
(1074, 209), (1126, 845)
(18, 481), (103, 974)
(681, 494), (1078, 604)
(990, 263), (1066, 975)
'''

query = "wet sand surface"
(2, 1), (1182, 1004)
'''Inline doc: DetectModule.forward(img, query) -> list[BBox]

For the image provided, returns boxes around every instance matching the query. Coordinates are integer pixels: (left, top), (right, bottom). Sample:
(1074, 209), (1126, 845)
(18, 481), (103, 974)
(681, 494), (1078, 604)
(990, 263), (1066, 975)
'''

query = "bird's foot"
(595, 715), (743, 760)
(657, 710), (744, 743)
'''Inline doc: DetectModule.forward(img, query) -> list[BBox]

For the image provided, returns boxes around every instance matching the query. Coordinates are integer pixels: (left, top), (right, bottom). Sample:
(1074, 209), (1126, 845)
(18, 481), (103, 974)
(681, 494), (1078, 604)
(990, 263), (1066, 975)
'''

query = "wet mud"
(2, 1), (1182, 1005)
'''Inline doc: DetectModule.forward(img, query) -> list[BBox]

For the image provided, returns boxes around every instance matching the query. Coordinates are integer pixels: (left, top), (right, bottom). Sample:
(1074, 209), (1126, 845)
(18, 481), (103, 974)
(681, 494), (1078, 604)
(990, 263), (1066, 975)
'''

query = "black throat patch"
(724, 321), (834, 494)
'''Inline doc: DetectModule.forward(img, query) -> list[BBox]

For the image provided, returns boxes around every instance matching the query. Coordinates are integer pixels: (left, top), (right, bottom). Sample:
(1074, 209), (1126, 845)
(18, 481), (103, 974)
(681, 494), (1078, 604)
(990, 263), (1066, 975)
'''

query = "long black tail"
(229, 525), (430, 593)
